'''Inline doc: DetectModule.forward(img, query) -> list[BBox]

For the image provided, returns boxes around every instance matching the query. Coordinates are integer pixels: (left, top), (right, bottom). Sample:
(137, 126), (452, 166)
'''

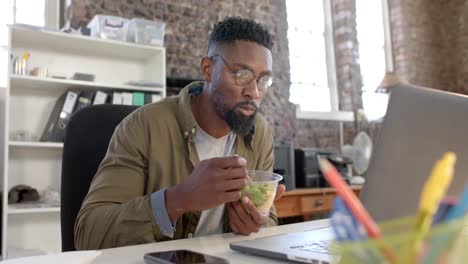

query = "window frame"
(291, 0), (354, 122)
(382, 0), (393, 72)
(291, 0), (392, 122)
(45, 0), (60, 30)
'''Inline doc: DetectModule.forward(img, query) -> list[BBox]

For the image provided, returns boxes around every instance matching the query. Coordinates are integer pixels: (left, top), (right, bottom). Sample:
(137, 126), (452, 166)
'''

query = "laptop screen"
(360, 84), (468, 221)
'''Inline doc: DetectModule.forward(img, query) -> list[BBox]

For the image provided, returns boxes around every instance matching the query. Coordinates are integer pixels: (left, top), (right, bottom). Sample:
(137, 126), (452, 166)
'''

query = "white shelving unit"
(1, 25), (166, 259)
(8, 203), (60, 215)
(9, 141), (63, 148)
(10, 75), (165, 93)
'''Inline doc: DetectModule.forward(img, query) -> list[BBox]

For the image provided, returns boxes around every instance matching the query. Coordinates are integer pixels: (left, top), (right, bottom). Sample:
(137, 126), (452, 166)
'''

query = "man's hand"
(275, 184), (286, 201)
(166, 156), (247, 221)
(228, 183), (286, 235)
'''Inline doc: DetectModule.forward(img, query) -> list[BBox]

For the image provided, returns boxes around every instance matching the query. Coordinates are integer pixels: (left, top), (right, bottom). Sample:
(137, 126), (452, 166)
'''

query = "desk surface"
(93, 219), (330, 264)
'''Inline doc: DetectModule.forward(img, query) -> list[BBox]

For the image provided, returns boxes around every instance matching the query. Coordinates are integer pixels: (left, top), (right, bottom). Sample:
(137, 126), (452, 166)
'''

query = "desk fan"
(342, 131), (373, 185)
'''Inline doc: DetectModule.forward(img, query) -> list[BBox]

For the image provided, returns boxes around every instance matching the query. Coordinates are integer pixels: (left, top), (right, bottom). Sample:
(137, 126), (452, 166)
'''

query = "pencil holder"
(331, 216), (468, 264)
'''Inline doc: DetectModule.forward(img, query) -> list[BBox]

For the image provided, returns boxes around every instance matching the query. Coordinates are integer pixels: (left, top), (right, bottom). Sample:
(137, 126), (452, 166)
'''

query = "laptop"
(230, 84), (468, 263)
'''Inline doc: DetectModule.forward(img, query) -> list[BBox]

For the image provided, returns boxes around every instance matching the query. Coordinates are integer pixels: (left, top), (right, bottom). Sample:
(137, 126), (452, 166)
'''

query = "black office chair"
(60, 104), (138, 251)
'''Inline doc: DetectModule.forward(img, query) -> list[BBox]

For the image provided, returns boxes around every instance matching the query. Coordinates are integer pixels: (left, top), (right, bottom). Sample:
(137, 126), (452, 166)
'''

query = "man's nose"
(243, 80), (261, 100)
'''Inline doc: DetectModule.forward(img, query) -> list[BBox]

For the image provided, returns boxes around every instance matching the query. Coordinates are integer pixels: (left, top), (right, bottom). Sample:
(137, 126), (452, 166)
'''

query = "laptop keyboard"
(289, 240), (333, 254)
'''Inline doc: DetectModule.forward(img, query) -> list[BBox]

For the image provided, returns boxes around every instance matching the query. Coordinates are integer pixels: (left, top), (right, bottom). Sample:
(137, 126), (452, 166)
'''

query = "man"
(75, 16), (286, 250)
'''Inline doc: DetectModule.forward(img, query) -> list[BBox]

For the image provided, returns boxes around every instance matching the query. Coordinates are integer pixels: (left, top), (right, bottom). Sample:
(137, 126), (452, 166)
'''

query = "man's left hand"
(227, 184), (286, 235)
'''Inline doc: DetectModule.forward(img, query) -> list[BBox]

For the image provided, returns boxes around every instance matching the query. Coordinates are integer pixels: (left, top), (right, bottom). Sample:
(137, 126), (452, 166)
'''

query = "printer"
(295, 148), (352, 188)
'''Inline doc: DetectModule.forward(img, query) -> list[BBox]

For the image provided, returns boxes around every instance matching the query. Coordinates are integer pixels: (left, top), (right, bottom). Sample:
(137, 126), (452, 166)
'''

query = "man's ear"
(200, 56), (213, 82)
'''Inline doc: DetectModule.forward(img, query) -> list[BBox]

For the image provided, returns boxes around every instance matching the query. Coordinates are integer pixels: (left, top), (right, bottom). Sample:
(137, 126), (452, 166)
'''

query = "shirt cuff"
(150, 189), (177, 238)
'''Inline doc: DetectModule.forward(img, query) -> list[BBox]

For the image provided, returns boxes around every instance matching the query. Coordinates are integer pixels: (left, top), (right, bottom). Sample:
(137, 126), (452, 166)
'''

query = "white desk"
(93, 219), (330, 264)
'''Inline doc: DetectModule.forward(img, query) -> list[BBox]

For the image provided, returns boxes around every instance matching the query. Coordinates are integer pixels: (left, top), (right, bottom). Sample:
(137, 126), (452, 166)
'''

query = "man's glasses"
(209, 54), (273, 93)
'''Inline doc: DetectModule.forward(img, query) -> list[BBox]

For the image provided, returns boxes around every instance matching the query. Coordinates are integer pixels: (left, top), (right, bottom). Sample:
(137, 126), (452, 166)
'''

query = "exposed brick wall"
(456, 3), (468, 93)
(67, 0), (298, 144)
(333, 0), (362, 112)
(389, 0), (468, 94)
(66, 0), (468, 151)
(70, 0), (468, 152)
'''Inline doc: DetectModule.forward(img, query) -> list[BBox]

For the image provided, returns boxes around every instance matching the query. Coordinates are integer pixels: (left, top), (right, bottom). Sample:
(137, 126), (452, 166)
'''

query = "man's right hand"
(165, 155), (247, 221)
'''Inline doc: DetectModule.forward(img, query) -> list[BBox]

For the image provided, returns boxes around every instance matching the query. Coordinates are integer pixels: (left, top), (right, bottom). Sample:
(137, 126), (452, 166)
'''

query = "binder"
(92, 90), (108, 105)
(112, 92), (123, 104)
(144, 93), (152, 105)
(122, 92), (133, 105)
(40, 90), (79, 142)
(133, 92), (145, 106)
(144, 93), (162, 104)
(75, 90), (94, 112)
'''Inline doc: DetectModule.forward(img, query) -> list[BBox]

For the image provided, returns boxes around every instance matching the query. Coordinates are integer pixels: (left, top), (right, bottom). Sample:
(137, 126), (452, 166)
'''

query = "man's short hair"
(208, 16), (274, 54)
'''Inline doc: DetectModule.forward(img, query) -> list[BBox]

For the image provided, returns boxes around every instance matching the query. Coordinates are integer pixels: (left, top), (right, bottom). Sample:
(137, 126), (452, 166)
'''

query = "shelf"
(3, 24), (166, 257)
(4, 246), (47, 259)
(10, 25), (164, 61)
(8, 203), (60, 214)
(10, 75), (165, 93)
(9, 141), (63, 148)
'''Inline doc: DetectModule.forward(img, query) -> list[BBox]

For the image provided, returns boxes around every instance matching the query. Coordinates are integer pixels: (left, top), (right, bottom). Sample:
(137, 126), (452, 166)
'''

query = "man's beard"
(215, 101), (257, 136)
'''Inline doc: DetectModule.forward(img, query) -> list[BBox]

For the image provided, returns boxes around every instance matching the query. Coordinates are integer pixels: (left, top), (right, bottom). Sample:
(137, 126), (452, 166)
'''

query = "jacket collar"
(177, 81), (203, 140)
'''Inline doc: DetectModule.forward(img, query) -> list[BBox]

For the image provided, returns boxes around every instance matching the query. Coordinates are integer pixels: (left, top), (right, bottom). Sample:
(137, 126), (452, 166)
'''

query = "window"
(286, 0), (331, 112)
(0, 0), (52, 87)
(286, 0), (392, 122)
(286, 0), (354, 121)
(15, 0), (46, 27)
(356, 0), (390, 121)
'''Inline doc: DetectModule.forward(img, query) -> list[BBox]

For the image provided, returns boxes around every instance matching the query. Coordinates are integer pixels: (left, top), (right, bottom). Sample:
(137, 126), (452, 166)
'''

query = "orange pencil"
(318, 158), (396, 263)
(319, 158), (380, 238)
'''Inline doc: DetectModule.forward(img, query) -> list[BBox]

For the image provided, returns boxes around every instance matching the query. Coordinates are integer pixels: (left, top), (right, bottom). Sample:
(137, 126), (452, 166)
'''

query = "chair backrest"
(61, 104), (138, 251)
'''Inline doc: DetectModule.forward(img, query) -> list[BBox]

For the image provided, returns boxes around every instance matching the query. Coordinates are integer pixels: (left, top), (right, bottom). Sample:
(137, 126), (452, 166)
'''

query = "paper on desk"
(1, 250), (101, 264)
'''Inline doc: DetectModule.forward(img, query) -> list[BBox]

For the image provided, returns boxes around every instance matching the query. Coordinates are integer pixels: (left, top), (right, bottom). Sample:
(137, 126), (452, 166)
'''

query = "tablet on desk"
(144, 249), (229, 264)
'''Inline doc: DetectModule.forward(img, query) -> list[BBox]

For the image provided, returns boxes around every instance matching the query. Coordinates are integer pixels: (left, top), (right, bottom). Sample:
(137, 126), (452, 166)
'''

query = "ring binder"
(40, 90), (79, 142)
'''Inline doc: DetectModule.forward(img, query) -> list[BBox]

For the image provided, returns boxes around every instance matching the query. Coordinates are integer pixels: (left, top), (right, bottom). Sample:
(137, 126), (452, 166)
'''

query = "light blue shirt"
(150, 189), (176, 237)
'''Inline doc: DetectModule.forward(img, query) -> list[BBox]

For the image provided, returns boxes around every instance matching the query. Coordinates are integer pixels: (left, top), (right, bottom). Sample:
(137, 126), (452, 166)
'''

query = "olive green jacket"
(74, 81), (277, 250)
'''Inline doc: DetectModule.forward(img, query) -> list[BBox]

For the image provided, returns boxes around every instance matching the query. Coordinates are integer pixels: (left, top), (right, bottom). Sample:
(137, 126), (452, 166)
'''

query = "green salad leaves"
(241, 183), (269, 207)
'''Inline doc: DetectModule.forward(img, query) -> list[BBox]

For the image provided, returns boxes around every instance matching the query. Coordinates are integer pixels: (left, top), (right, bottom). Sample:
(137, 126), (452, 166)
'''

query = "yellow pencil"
(412, 152), (456, 262)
